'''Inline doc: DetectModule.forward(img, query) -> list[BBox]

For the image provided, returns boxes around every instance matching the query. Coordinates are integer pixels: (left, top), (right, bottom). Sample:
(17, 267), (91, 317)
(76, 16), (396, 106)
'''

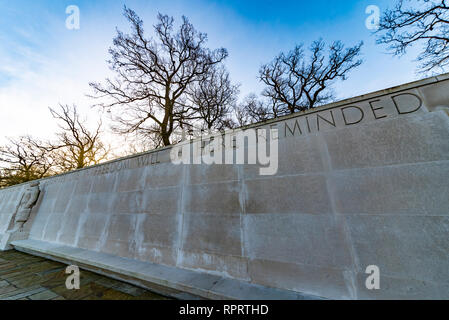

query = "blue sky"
(0, 0), (427, 146)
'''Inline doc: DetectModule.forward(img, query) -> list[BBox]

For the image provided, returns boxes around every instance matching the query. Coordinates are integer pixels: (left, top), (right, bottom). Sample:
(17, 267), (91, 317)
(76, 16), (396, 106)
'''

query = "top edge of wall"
(1, 72), (449, 191)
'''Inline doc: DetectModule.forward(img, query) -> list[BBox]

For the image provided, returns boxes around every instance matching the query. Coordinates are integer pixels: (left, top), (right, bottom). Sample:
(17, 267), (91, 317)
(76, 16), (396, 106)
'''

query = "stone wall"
(1, 74), (449, 299)
(0, 184), (26, 234)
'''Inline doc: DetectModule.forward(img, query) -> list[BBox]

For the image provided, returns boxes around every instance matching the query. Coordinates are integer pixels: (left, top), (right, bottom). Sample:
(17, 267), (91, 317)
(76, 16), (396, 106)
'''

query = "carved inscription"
(281, 92), (423, 138)
(27, 92), (425, 185)
(91, 152), (161, 176)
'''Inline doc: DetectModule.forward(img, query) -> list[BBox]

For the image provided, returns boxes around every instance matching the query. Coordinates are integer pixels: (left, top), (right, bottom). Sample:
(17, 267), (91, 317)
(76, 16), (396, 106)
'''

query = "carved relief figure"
(11, 182), (40, 231)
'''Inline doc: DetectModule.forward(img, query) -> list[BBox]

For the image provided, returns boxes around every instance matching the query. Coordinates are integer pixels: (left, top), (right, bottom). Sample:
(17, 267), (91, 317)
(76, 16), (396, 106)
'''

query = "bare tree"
(0, 136), (53, 187)
(0, 169), (7, 188)
(46, 104), (109, 171)
(233, 94), (274, 127)
(188, 65), (239, 130)
(231, 103), (251, 128)
(376, 0), (449, 73)
(89, 7), (228, 147)
(114, 133), (157, 158)
(259, 39), (363, 115)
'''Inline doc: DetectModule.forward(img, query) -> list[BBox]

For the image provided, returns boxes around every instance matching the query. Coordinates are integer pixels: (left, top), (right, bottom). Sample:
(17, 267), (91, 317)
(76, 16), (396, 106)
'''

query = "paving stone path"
(0, 250), (170, 300)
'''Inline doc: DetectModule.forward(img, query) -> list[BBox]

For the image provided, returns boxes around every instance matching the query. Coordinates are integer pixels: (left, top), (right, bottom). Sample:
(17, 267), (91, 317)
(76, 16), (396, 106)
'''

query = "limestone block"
(77, 213), (111, 250)
(103, 214), (137, 244)
(90, 173), (117, 193)
(141, 187), (180, 215)
(345, 214), (449, 285)
(41, 212), (65, 243)
(178, 249), (249, 281)
(244, 174), (332, 215)
(324, 112), (449, 170)
(135, 243), (178, 267)
(144, 163), (183, 189)
(111, 191), (143, 214)
(87, 192), (115, 214)
(0, 187), (22, 208)
(0, 188), (22, 214)
(56, 211), (83, 246)
(354, 272), (444, 300)
(115, 168), (145, 192)
(73, 177), (93, 195)
(188, 164), (238, 185)
(242, 134), (326, 179)
(1, 201), (16, 214)
(184, 181), (241, 215)
(0, 193), (9, 212)
(331, 162), (449, 215)
(102, 239), (136, 260)
(181, 212), (242, 256)
(65, 194), (88, 214)
(53, 184), (75, 213)
(32, 190), (56, 214)
(0, 213), (13, 233)
(243, 214), (352, 268)
(28, 210), (52, 240)
(100, 214), (141, 259)
(248, 259), (353, 299)
(419, 81), (449, 111)
(137, 212), (179, 248)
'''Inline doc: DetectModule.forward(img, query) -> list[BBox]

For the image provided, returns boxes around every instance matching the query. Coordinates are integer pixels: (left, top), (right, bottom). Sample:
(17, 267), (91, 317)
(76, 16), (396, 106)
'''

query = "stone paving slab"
(12, 239), (322, 300)
(0, 249), (170, 300)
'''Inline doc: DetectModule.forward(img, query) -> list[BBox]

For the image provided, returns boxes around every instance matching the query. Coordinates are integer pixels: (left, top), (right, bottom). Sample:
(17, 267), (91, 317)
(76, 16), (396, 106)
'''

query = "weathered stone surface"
(188, 164), (238, 185)
(181, 213), (242, 256)
(91, 174), (116, 193)
(12, 239), (309, 300)
(244, 174), (332, 214)
(137, 212), (179, 248)
(77, 213), (111, 250)
(56, 211), (83, 245)
(324, 112), (449, 170)
(354, 272), (445, 300)
(144, 163), (183, 188)
(101, 214), (138, 258)
(115, 168), (146, 193)
(248, 258), (352, 299)
(418, 80), (449, 111)
(243, 214), (352, 268)
(184, 182), (241, 215)
(178, 249), (249, 281)
(331, 161), (449, 215)
(135, 243), (177, 267)
(141, 187), (181, 215)
(1, 74), (449, 299)
(243, 134), (326, 178)
(345, 215), (449, 284)
(0, 249), (168, 300)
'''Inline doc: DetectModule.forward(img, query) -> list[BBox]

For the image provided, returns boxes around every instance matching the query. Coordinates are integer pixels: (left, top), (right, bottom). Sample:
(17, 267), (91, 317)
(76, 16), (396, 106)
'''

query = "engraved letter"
(341, 106), (364, 125)
(285, 119), (302, 137)
(316, 111), (336, 131)
(392, 93), (422, 115)
(369, 99), (387, 120)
